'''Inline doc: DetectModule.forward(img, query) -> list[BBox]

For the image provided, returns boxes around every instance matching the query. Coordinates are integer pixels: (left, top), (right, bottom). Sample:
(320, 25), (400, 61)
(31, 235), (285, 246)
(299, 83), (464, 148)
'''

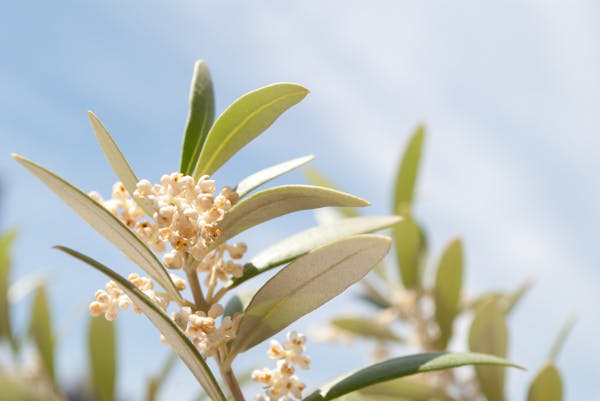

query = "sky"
(1, 1), (599, 400)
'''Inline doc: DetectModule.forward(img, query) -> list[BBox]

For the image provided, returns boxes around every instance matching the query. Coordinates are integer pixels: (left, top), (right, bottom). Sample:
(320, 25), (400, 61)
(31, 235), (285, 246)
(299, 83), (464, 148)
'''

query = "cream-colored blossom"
(88, 273), (167, 321)
(252, 331), (311, 401)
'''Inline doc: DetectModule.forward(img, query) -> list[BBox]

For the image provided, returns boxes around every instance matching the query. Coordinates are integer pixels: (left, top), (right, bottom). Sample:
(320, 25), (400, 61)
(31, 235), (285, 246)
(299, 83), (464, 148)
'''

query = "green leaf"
(331, 317), (402, 342)
(393, 213), (424, 289)
(468, 300), (508, 401)
(504, 279), (534, 314)
(393, 126), (425, 214)
(433, 238), (463, 349)
(217, 185), (370, 245)
(55, 246), (226, 401)
(29, 286), (55, 384)
(548, 315), (576, 361)
(0, 375), (48, 401)
(0, 229), (17, 351)
(360, 378), (453, 401)
(226, 216), (401, 290)
(303, 352), (522, 401)
(527, 362), (562, 401)
(235, 155), (315, 198)
(87, 111), (153, 216)
(180, 60), (216, 175)
(89, 316), (116, 401)
(228, 235), (391, 358)
(12, 154), (183, 303)
(303, 167), (359, 218)
(194, 83), (309, 177)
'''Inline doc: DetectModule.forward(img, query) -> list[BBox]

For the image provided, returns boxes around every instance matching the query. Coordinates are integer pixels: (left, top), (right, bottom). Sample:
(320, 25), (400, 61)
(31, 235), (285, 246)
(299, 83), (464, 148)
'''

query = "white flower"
(252, 331), (311, 401)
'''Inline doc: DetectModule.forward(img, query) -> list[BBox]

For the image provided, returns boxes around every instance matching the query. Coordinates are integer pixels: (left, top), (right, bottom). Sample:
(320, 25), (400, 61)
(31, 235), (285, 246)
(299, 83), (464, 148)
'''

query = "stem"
(218, 361), (246, 401)
(206, 247), (225, 303)
(185, 265), (208, 312)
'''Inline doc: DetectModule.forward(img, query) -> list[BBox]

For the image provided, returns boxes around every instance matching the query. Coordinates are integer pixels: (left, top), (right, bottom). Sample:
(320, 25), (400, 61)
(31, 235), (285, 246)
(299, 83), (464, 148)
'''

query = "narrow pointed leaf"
(226, 216), (402, 290)
(55, 246), (226, 401)
(393, 126), (425, 214)
(0, 230), (17, 351)
(393, 213), (424, 289)
(434, 238), (463, 349)
(217, 185), (370, 244)
(194, 83), (309, 177)
(89, 316), (116, 401)
(303, 167), (359, 218)
(303, 352), (522, 401)
(87, 111), (153, 216)
(12, 154), (183, 303)
(527, 362), (562, 401)
(360, 378), (453, 401)
(548, 315), (576, 361)
(331, 317), (402, 342)
(29, 286), (55, 384)
(228, 235), (391, 357)
(235, 155), (315, 198)
(180, 60), (216, 175)
(468, 300), (508, 401)
(504, 279), (534, 314)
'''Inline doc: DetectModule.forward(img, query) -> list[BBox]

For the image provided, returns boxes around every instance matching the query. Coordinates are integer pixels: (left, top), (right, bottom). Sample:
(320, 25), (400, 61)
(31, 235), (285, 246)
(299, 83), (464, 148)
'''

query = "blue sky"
(1, 2), (599, 400)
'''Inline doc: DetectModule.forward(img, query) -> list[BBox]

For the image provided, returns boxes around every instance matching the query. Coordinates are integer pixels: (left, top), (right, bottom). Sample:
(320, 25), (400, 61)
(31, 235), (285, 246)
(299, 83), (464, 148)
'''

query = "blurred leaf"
(0, 229), (17, 351)
(146, 351), (177, 401)
(223, 290), (255, 318)
(194, 83), (309, 177)
(504, 279), (534, 314)
(12, 154), (183, 303)
(227, 216), (401, 290)
(0, 374), (48, 401)
(217, 185), (370, 245)
(467, 279), (534, 315)
(29, 286), (55, 384)
(235, 155), (315, 198)
(393, 213), (424, 289)
(87, 111), (153, 215)
(361, 378), (453, 401)
(8, 272), (50, 303)
(180, 60), (216, 175)
(55, 246), (226, 401)
(392, 125), (425, 214)
(548, 315), (576, 361)
(527, 362), (562, 401)
(303, 166), (359, 217)
(434, 238), (463, 349)
(228, 235), (391, 358)
(468, 300), (508, 401)
(89, 316), (116, 401)
(331, 317), (402, 342)
(358, 279), (392, 309)
(303, 352), (522, 401)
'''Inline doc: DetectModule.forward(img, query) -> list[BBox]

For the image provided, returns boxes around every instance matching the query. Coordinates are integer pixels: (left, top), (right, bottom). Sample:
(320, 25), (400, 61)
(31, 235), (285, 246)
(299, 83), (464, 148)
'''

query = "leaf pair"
(179, 60), (309, 179)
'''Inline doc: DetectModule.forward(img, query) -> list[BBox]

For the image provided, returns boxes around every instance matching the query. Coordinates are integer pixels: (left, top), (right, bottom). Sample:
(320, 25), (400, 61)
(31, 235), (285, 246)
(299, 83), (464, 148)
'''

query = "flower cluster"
(252, 331), (311, 401)
(89, 273), (183, 320)
(90, 172), (243, 271)
(169, 303), (242, 358)
(88, 173), (248, 360)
